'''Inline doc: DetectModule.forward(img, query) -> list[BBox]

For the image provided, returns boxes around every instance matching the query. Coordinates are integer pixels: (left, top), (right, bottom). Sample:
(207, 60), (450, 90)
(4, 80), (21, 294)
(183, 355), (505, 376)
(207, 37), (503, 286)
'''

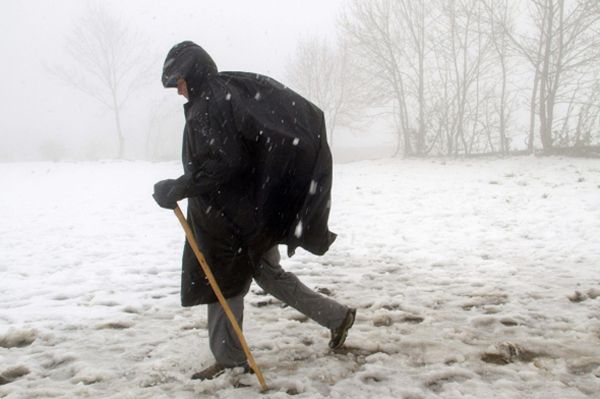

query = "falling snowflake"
(254, 92), (262, 100)
(293, 138), (300, 146)
(225, 93), (231, 100)
(309, 180), (318, 195)
(294, 221), (303, 238)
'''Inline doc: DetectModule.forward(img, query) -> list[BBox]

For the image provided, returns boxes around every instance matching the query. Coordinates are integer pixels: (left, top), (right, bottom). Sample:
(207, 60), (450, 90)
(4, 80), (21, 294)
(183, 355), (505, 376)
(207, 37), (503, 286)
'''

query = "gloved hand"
(152, 175), (190, 209)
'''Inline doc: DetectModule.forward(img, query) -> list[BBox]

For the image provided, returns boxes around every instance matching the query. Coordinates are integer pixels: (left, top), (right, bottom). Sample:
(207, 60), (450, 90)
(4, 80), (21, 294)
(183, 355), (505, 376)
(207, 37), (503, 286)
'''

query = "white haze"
(0, 0), (351, 161)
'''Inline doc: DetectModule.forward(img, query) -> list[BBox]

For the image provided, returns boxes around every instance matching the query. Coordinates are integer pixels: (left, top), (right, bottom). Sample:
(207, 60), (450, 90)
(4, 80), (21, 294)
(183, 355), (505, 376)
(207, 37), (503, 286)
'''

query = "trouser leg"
(207, 292), (247, 367)
(253, 246), (349, 330)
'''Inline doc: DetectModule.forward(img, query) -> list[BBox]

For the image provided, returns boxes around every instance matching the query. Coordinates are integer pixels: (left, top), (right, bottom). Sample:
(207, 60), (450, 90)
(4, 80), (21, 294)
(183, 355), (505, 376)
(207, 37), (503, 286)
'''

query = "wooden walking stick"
(173, 204), (268, 391)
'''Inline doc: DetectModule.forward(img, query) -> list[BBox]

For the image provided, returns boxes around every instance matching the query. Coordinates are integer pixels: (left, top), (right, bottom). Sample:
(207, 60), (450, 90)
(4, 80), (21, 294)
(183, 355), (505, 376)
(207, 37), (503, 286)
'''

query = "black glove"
(152, 175), (190, 209)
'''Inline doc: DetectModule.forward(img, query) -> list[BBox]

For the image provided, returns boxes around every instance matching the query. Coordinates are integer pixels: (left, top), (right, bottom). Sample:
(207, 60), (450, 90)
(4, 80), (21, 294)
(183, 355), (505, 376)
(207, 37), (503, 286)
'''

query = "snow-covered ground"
(1, 156), (599, 399)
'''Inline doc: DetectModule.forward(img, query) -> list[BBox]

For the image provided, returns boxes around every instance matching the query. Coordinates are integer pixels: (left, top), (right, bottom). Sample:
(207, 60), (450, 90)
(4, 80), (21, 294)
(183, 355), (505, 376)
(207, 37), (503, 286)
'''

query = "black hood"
(162, 41), (218, 98)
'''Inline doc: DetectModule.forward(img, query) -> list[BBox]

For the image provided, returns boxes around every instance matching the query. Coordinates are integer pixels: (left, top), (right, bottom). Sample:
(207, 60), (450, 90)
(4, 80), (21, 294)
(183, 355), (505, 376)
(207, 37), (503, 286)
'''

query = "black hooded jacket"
(163, 42), (336, 305)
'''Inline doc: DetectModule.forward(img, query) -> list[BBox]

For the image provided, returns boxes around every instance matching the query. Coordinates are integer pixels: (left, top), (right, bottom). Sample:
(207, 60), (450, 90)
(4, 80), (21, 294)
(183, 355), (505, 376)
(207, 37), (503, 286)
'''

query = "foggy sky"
(0, 0), (345, 160)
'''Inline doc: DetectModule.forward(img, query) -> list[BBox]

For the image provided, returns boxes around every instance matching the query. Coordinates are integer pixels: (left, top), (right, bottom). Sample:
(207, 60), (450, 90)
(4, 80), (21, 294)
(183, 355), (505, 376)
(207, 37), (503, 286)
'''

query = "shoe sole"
(191, 368), (225, 380)
(191, 364), (251, 381)
(330, 308), (356, 349)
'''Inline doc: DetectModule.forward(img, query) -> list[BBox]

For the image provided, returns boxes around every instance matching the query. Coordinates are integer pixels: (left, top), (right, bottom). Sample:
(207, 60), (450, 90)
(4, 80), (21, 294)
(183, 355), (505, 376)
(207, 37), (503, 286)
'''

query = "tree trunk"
(528, 70), (539, 153)
(539, 0), (554, 151)
(546, 0), (565, 148)
(112, 91), (125, 158)
(417, 51), (425, 156)
(417, 4), (426, 156)
(499, 59), (507, 154)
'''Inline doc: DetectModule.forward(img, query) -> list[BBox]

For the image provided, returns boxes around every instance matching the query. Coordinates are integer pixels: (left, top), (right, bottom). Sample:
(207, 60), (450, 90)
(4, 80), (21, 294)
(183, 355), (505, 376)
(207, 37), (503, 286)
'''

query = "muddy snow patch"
(71, 368), (113, 385)
(481, 342), (545, 365)
(95, 321), (134, 330)
(0, 328), (37, 348)
(423, 368), (476, 393)
(0, 365), (30, 386)
(586, 287), (600, 299)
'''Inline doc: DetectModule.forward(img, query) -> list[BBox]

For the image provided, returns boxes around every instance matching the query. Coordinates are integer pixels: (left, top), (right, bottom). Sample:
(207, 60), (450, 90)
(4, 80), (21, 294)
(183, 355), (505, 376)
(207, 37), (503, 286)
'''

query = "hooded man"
(152, 41), (355, 380)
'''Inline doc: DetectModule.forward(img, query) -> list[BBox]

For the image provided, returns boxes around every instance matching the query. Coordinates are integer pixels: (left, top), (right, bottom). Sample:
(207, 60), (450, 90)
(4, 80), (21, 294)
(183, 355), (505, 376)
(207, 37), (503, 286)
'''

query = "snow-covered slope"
(1, 157), (599, 398)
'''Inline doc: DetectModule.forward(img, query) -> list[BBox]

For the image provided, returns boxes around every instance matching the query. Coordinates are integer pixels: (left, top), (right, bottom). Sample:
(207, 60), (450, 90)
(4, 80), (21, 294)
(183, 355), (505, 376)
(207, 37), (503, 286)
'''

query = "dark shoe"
(329, 308), (356, 349)
(191, 363), (252, 381)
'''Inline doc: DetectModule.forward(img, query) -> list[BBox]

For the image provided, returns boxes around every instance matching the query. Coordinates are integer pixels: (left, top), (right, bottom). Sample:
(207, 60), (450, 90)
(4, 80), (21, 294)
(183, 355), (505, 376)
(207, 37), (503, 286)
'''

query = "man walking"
(152, 41), (355, 380)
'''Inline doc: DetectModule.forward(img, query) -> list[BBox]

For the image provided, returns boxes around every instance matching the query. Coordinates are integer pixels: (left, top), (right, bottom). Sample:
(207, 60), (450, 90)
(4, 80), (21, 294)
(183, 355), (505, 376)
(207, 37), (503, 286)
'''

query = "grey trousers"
(206, 246), (349, 366)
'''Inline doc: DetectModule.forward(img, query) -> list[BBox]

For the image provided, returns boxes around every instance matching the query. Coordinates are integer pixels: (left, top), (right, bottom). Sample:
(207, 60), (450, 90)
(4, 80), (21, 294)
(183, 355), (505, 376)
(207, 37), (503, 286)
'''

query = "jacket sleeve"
(184, 112), (245, 196)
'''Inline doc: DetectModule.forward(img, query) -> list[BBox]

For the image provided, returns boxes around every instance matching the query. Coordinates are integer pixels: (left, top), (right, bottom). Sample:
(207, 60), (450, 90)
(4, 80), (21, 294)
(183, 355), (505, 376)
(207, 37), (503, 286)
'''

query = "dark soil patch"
(0, 330), (37, 349)
(481, 343), (543, 365)
(0, 366), (30, 385)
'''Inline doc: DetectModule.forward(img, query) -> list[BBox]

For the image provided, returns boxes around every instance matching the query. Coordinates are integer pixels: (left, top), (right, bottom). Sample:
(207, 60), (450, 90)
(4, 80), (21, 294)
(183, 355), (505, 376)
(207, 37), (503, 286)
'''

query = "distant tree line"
(31, 0), (600, 162)
(287, 0), (600, 157)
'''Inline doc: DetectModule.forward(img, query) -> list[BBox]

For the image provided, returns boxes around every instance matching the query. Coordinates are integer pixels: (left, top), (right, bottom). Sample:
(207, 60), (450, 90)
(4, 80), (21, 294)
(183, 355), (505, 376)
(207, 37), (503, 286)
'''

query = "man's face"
(176, 78), (189, 99)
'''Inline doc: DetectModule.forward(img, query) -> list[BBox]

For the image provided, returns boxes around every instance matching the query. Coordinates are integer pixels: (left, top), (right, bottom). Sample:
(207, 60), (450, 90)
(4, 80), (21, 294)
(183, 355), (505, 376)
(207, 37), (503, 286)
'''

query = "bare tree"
(340, 0), (413, 156)
(335, 0), (599, 157)
(286, 37), (369, 147)
(395, 1), (430, 155)
(51, 4), (152, 158)
(573, 77), (600, 146)
(341, 0), (503, 157)
(432, 0), (497, 155)
(341, 0), (450, 156)
(486, 0), (516, 154)
(493, 0), (600, 152)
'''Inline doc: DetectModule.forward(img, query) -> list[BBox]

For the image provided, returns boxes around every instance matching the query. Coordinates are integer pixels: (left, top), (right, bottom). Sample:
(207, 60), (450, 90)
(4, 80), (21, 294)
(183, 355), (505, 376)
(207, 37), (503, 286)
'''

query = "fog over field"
(1, 0), (356, 162)
(4, 0), (597, 162)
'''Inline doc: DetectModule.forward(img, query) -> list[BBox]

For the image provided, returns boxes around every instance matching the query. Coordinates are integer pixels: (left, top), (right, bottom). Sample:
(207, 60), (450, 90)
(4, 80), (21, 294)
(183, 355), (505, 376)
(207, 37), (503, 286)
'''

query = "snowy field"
(1, 156), (600, 399)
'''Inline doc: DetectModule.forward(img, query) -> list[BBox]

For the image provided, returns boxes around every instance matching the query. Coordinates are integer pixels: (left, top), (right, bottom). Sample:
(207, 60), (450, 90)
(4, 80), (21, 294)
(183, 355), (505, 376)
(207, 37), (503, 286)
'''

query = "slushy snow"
(1, 156), (599, 398)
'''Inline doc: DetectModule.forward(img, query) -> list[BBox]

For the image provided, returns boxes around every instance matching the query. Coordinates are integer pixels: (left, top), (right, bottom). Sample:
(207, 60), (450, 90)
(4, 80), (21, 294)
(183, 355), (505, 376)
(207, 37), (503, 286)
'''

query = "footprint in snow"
(96, 321), (133, 330)
(568, 291), (587, 302)
(180, 319), (207, 330)
(425, 369), (473, 393)
(41, 354), (76, 370)
(52, 293), (72, 301)
(332, 345), (385, 363)
(568, 360), (600, 376)
(251, 298), (284, 308)
(461, 293), (508, 311)
(0, 366), (30, 386)
(570, 287), (600, 302)
(360, 370), (386, 384)
(402, 315), (424, 324)
(122, 305), (144, 314)
(373, 314), (393, 327)
(289, 314), (309, 323)
(588, 288), (600, 299)
(0, 329), (37, 349)
(480, 342), (543, 365)
(71, 369), (107, 385)
(499, 318), (519, 327)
